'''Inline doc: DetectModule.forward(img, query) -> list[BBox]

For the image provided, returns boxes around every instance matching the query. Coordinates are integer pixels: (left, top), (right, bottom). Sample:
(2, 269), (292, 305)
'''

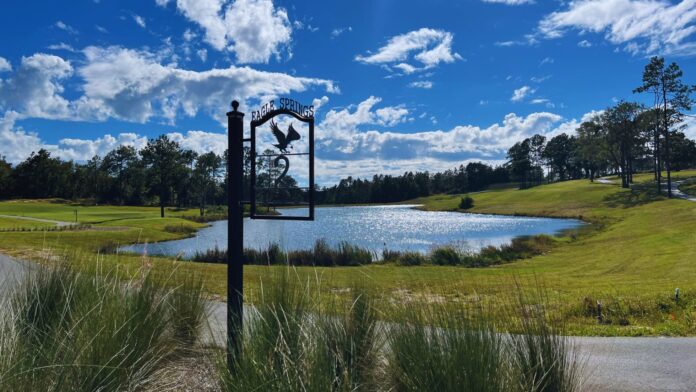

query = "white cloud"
(170, 0), (293, 63)
(539, 0), (696, 56)
(578, 39), (592, 47)
(511, 86), (535, 102)
(0, 54), (73, 120)
(331, 26), (352, 38)
(393, 63), (418, 74)
(0, 47), (336, 125)
(355, 28), (462, 70)
(482, 0), (534, 4)
(0, 112), (229, 163)
(197, 48), (208, 62)
(76, 46), (336, 123)
(0, 57), (11, 72)
(409, 80), (433, 89)
(95, 25), (108, 34)
(47, 43), (77, 52)
(310, 96), (597, 182)
(539, 57), (554, 66)
(55, 21), (77, 34)
(0, 111), (47, 163)
(133, 14), (147, 28)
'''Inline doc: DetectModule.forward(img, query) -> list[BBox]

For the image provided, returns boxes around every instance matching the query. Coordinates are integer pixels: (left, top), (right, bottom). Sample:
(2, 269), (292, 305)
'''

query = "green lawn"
(0, 216), (56, 230)
(1, 172), (696, 336)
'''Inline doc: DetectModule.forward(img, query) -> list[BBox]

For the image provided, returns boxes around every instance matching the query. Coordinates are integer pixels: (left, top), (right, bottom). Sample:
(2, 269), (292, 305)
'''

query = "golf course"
(1, 170), (694, 337)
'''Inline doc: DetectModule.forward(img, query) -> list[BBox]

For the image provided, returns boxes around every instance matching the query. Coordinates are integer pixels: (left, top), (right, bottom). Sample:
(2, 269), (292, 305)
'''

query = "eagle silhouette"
(270, 120), (301, 153)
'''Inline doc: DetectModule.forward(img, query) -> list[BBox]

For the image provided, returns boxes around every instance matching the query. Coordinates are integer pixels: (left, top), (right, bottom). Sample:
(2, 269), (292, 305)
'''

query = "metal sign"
(249, 98), (315, 221)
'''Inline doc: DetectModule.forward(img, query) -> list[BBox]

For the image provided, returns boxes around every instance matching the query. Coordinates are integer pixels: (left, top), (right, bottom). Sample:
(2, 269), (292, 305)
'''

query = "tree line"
(0, 57), (693, 209)
(506, 56), (696, 193)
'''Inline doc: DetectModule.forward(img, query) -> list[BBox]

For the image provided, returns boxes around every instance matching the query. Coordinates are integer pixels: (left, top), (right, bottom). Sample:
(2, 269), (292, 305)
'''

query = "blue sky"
(0, 0), (694, 184)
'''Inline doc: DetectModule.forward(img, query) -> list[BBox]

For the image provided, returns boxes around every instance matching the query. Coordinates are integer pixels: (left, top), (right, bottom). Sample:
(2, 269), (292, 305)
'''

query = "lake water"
(120, 205), (583, 259)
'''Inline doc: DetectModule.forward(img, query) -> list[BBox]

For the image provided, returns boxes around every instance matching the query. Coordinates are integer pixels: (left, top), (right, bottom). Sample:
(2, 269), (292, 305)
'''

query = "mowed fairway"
(0, 171), (695, 336)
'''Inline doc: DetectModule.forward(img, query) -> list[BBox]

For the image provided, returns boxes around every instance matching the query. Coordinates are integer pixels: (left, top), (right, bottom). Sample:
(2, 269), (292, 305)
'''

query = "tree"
(0, 156), (13, 199)
(669, 131), (696, 171)
(193, 151), (223, 216)
(529, 134), (546, 183)
(600, 102), (644, 188)
(11, 149), (73, 199)
(507, 139), (533, 186)
(635, 57), (695, 197)
(101, 146), (142, 205)
(141, 136), (195, 218)
(542, 134), (575, 181)
(575, 118), (606, 181)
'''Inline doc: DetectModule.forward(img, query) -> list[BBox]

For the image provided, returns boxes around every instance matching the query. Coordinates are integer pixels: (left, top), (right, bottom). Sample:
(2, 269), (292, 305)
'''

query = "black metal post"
(226, 100), (244, 371)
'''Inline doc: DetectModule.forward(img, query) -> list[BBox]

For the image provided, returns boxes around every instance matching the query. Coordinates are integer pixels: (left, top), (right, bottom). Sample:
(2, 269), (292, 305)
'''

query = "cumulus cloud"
(310, 96), (595, 182)
(0, 54), (74, 120)
(0, 57), (11, 72)
(355, 28), (462, 71)
(77, 46), (336, 123)
(0, 110), (228, 164)
(0, 111), (47, 162)
(168, 0), (293, 63)
(0, 47), (336, 124)
(511, 86), (535, 102)
(539, 0), (696, 56)
(316, 97), (564, 160)
(578, 39), (592, 47)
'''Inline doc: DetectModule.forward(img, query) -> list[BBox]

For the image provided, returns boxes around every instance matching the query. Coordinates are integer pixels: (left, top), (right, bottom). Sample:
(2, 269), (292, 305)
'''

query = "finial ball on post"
(231, 100), (240, 112)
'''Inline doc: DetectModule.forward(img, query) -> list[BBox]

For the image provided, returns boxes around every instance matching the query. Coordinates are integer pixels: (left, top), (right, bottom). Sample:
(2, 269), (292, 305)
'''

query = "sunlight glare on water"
(120, 205), (582, 259)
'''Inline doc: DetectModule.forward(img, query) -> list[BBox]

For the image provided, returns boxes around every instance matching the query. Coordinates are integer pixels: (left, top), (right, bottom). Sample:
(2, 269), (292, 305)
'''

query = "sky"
(0, 0), (695, 185)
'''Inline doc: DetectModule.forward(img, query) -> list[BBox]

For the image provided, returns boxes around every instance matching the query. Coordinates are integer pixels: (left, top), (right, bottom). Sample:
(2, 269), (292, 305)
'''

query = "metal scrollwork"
(273, 155), (289, 185)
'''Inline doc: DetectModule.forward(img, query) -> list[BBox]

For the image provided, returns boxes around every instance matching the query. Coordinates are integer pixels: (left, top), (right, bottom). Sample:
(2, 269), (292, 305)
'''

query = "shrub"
(382, 248), (402, 263)
(430, 246), (461, 265)
(164, 224), (197, 234)
(459, 195), (474, 210)
(397, 252), (427, 266)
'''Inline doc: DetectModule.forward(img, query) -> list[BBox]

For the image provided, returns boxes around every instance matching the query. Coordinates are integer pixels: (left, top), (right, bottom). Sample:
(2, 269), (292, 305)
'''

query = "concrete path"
(0, 214), (72, 227)
(668, 180), (696, 202)
(596, 177), (617, 185)
(2, 255), (696, 391)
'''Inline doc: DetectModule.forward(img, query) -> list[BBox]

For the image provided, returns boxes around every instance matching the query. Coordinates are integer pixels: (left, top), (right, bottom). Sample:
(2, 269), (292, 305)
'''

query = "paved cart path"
(0, 214), (72, 227)
(2, 255), (695, 391)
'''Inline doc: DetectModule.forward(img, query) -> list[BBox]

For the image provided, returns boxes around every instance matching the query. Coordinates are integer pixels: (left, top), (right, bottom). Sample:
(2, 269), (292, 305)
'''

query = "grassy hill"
(0, 171), (695, 336)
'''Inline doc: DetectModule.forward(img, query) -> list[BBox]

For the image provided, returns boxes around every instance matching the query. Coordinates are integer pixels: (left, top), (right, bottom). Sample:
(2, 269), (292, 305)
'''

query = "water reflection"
(120, 205), (582, 259)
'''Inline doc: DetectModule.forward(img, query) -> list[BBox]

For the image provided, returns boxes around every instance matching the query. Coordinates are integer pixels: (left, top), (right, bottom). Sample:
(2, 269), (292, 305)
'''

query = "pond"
(120, 205), (583, 259)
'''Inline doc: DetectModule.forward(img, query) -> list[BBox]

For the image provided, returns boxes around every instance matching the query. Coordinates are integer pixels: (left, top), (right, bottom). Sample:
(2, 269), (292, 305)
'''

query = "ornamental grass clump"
(216, 271), (382, 392)
(214, 271), (585, 392)
(0, 263), (207, 391)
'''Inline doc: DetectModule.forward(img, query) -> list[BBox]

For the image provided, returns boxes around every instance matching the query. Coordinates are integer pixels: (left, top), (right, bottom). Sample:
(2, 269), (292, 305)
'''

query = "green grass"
(1, 170), (696, 336)
(0, 217), (56, 230)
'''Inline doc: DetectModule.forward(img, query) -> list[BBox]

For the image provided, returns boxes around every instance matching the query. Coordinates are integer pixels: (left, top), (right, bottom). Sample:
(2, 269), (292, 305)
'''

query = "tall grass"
(0, 263), (207, 391)
(190, 235), (552, 268)
(215, 272), (585, 392)
(217, 271), (382, 391)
